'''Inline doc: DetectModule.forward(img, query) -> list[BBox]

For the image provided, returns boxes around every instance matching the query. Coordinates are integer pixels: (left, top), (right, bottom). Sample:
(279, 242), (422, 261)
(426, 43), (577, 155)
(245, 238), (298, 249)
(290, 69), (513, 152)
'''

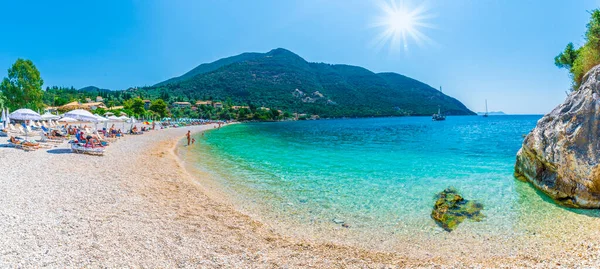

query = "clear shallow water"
(183, 116), (600, 239)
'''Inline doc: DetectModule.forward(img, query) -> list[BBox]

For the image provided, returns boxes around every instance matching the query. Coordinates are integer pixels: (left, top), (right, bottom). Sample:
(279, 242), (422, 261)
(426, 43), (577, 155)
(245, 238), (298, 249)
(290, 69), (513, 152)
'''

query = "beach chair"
(71, 142), (105, 156)
(94, 130), (115, 144)
(17, 125), (26, 135)
(42, 121), (49, 128)
(8, 137), (40, 151)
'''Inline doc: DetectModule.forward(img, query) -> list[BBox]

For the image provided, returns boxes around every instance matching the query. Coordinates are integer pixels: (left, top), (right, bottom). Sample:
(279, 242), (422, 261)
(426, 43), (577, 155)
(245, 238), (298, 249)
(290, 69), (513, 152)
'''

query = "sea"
(178, 116), (600, 247)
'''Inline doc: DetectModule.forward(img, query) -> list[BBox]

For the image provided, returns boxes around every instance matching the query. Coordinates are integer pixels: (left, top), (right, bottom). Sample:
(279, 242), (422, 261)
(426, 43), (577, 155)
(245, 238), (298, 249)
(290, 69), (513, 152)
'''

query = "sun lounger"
(8, 137), (40, 151)
(71, 143), (105, 156)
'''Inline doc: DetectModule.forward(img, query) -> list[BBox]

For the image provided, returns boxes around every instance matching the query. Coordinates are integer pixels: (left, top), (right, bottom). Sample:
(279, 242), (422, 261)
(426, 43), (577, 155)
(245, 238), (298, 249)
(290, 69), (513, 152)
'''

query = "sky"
(0, 0), (598, 114)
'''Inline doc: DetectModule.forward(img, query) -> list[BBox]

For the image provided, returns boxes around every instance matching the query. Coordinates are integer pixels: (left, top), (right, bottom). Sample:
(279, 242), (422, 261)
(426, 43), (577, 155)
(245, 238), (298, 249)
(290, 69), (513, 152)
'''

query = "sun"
(370, 0), (435, 53)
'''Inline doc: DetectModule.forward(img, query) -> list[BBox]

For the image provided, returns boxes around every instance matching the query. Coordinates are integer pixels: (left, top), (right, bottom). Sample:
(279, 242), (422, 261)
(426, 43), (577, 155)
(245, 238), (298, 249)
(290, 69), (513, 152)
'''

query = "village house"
(195, 100), (212, 106)
(172, 101), (192, 108)
(231, 106), (250, 110)
(59, 101), (107, 111)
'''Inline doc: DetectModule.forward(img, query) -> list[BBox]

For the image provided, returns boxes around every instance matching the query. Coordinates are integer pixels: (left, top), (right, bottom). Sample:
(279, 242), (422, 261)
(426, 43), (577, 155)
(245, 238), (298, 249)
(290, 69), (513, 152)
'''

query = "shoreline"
(172, 123), (600, 267)
(0, 124), (598, 267)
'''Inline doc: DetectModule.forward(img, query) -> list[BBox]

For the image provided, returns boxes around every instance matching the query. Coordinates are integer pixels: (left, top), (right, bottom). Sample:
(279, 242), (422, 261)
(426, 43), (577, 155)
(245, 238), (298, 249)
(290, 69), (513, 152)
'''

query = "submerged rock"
(515, 64), (600, 208)
(332, 218), (344, 224)
(431, 188), (484, 232)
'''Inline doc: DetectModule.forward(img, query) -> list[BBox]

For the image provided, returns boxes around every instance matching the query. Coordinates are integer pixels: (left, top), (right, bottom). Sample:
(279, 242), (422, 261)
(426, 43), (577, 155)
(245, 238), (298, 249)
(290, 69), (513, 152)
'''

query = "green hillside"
(154, 52), (265, 87)
(139, 48), (474, 117)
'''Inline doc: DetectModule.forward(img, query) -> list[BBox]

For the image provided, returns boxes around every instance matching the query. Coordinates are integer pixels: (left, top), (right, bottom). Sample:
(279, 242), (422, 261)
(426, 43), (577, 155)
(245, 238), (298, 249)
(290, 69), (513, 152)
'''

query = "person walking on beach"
(186, 130), (191, 146)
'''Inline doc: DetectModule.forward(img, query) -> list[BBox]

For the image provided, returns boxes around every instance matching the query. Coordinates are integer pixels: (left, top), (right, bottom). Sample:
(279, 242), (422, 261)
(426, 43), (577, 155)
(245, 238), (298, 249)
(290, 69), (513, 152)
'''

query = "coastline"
(0, 124), (599, 267)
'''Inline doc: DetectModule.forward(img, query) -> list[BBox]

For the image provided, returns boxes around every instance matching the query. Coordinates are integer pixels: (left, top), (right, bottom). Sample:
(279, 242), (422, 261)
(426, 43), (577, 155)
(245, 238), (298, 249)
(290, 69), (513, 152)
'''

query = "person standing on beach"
(186, 130), (191, 146)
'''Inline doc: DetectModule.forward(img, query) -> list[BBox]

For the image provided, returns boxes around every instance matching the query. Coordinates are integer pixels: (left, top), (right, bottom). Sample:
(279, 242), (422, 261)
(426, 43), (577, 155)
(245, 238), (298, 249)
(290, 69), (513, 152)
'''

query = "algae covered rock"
(515, 64), (600, 208)
(431, 187), (484, 231)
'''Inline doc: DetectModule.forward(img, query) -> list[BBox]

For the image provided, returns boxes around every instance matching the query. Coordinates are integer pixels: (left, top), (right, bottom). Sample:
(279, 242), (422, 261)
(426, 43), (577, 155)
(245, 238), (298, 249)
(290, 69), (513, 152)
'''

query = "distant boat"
(483, 99), (489, 117)
(432, 106), (446, 121)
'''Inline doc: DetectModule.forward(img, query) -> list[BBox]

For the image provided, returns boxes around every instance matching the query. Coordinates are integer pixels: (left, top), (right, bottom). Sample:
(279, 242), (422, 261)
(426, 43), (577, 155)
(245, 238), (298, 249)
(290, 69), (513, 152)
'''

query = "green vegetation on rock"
(555, 9), (600, 89)
(431, 187), (484, 232)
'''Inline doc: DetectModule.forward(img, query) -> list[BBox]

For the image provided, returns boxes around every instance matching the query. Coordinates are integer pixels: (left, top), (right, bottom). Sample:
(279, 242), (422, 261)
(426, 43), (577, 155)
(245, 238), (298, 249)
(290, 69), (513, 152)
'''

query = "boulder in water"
(515, 64), (600, 208)
(431, 187), (484, 232)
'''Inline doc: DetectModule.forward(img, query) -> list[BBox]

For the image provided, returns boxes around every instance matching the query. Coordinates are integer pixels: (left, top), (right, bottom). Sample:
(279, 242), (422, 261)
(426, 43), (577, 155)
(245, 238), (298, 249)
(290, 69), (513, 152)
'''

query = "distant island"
(476, 111), (506, 116)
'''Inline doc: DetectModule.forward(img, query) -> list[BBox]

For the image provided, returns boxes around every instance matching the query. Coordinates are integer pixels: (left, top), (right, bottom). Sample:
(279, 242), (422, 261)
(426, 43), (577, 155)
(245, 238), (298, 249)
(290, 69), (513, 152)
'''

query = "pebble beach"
(0, 125), (600, 268)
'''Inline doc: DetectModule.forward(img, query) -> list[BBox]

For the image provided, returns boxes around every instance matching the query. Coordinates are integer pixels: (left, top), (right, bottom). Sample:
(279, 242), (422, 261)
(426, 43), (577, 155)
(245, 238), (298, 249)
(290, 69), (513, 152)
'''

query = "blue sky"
(0, 0), (597, 114)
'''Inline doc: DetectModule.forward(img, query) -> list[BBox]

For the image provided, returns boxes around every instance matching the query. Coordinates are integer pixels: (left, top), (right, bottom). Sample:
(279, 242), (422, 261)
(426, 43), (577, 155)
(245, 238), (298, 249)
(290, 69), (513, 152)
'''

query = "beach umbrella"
(107, 115), (121, 121)
(94, 114), (109, 122)
(1, 108), (6, 129)
(94, 114), (109, 130)
(118, 115), (129, 121)
(63, 109), (99, 123)
(128, 116), (137, 132)
(9, 108), (41, 121)
(58, 117), (78, 122)
(41, 112), (60, 120)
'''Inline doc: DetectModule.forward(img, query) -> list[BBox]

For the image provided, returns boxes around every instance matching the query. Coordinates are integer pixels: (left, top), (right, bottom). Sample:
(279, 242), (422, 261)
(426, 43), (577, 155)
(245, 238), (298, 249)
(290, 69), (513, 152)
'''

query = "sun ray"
(369, 0), (435, 53)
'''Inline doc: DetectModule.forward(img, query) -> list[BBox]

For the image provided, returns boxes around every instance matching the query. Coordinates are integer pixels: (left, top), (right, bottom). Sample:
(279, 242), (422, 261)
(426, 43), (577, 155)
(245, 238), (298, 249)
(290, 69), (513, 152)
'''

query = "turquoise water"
(184, 116), (587, 238)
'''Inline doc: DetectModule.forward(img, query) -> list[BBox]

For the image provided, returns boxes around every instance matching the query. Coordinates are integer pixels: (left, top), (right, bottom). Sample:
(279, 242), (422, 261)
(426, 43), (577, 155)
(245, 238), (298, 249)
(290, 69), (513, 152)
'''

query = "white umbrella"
(63, 109), (98, 123)
(58, 117), (78, 122)
(128, 116), (137, 132)
(41, 112), (60, 120)
(118, 115), (129, 121)
(107, 115), (121, 121)
(1, 108), (6, 129)
(9, 108), (41, 121)
(94, 114), (109, 122)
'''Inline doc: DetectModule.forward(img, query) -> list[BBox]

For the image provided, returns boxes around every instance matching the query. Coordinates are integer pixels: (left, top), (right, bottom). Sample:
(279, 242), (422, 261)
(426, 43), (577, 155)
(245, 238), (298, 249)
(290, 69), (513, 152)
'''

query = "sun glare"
(371, 0), (435, 53)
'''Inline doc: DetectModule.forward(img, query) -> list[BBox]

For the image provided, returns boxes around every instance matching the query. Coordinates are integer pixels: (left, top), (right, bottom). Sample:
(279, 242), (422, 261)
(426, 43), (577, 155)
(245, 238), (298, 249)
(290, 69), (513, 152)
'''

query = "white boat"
(483, 99), (489, 117)
(432, 106), (446, 121)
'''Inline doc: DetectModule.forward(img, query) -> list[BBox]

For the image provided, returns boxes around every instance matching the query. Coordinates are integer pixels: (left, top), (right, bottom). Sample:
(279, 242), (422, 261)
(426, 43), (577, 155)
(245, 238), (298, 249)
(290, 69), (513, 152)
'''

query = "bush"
(556, 9), (600, 89)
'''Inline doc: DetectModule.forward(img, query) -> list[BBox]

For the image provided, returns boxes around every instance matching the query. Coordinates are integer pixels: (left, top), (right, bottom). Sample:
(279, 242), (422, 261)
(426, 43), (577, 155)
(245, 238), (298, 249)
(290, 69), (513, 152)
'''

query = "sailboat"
(432, 105), (446, 121)
(483, 99), (489, 117)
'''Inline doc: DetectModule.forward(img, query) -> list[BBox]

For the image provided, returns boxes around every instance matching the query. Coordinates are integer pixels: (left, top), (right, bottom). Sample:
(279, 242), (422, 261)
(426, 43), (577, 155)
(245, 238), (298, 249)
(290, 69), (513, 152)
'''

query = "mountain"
(154, 52), (264, 87)
(141, 48), (475, 117)
(477, 111), (506, 116)
(79, 86), (111, 92)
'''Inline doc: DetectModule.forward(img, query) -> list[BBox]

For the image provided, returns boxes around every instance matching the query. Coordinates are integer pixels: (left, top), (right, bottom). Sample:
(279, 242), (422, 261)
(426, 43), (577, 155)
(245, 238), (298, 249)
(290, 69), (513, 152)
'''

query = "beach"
(0, 124), (599, 268)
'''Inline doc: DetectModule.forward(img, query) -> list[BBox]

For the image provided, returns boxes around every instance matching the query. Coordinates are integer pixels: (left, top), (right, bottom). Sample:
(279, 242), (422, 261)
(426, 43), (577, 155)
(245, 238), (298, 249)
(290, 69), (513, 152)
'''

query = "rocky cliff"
(515, 64), (600, 208)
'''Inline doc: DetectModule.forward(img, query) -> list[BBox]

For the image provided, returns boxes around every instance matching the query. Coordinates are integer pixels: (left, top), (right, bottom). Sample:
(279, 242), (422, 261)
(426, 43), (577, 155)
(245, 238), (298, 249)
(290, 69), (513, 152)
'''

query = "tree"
(556, 9), (600, 89)
(0, 59), (44, 110)
(94, 107), (107, 116)
(555, 43), (579, 70)
(130, 97), (146, 117)
(0, 91), (6, 109)
(149, 99), (168, 118)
